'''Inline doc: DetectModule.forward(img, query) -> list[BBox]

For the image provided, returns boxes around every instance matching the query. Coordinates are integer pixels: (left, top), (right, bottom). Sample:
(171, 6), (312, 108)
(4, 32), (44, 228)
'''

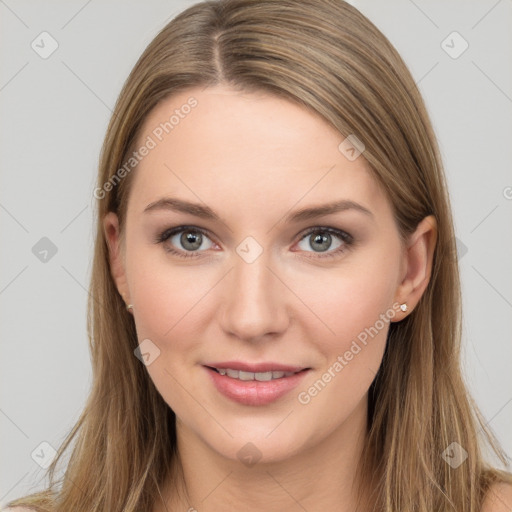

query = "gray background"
(1, 0), (511, 505)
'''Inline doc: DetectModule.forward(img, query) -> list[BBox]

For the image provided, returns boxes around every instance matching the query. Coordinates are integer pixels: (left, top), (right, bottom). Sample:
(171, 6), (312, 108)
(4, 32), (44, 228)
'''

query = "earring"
(126, 304), (134, 311)
(400, 303), (408, 312)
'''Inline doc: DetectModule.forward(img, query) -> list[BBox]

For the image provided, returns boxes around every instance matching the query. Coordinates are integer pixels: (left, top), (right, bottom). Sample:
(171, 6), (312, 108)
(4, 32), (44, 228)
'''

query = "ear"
(393, 214), (437, 318)
(103, 212), (130, 304)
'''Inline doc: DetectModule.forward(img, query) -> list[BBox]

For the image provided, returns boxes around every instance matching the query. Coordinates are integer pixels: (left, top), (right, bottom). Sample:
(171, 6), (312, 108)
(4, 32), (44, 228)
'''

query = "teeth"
(214, 368), (297, 381)
(238, 370), (254, 381)
(255, 371), (273, 381)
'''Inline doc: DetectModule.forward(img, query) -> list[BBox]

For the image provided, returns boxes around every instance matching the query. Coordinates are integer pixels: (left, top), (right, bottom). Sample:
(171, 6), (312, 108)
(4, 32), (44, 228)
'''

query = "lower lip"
(204, 366), (310, 406)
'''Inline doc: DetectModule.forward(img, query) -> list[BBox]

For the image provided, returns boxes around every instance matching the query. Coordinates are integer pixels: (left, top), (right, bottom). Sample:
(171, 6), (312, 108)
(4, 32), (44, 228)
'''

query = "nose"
(219, 250), (290, 342)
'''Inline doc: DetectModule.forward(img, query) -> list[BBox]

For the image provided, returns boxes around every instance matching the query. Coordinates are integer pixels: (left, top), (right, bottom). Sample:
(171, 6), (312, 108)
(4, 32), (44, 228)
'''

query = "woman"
(6, 0), (512, 510)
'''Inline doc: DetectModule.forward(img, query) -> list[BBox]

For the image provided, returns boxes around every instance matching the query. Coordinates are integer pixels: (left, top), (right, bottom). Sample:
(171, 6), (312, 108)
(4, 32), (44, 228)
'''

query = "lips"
(203, 361), (311, 406)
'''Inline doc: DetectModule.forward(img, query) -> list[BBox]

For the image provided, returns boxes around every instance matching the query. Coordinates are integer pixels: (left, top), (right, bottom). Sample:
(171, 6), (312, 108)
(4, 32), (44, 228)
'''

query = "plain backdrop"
(1, 0), (511, 506)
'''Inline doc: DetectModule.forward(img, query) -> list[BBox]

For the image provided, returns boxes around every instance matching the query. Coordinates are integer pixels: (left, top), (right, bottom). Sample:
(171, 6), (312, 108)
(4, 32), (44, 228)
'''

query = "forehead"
(128, 85), (388, 221)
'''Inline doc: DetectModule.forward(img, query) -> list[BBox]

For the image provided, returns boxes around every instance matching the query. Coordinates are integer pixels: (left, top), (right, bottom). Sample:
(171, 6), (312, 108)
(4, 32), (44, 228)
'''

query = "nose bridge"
(220, 243), (288, 341)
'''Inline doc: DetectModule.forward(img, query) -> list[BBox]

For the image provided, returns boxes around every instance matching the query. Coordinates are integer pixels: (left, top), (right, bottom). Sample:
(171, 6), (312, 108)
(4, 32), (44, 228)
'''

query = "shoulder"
(481, 482), (512, 512)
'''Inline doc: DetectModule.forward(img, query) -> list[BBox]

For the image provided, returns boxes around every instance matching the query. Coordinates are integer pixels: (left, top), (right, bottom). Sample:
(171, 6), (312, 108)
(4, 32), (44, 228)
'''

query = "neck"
(157, 397), (371, 512)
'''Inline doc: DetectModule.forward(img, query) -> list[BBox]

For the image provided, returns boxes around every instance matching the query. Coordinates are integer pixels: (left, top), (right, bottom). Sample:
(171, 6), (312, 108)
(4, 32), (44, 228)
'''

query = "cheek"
(294, 279), (393, 433)
(293, 259), (397, 411)
(126, 243), (214, 345)
(125, 250), (215, 413)
(292, 245), (400, 426)
(294, 254), (399, 357)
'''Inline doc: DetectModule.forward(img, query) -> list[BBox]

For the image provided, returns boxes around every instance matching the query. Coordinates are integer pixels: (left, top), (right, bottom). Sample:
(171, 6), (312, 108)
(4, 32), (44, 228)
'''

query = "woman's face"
(105, 84), (413, 464)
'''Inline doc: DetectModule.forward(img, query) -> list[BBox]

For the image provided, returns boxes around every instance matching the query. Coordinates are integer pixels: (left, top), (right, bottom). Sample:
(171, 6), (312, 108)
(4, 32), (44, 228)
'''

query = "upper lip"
(204, 361), (309, 373)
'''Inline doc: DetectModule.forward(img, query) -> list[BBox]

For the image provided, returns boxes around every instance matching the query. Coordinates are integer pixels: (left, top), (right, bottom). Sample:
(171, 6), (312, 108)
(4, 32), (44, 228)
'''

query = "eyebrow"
(143, 197), (374, 222)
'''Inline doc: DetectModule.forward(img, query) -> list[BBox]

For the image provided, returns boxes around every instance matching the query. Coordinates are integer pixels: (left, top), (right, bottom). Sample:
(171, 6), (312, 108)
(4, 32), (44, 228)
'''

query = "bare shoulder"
(481, 482), (512, 512)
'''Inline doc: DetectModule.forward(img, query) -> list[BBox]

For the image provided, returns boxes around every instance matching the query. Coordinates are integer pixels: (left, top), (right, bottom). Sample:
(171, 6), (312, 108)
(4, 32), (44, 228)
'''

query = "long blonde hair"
(7, 1), (511, 510)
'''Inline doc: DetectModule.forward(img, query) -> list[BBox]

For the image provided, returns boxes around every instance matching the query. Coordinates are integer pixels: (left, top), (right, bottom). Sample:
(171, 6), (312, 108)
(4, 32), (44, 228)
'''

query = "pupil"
(311, 232), (330, 252)
(182, 231), (202, 250)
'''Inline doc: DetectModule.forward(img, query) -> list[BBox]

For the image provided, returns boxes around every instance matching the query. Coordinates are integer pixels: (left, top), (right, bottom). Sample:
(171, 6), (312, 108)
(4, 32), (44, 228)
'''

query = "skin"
(104, 84), (437, 512)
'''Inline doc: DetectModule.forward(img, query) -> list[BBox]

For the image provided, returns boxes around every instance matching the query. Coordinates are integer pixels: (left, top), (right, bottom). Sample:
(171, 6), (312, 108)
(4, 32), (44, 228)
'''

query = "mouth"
(203, 362), (312, 406)
(205, 366), (309, 381)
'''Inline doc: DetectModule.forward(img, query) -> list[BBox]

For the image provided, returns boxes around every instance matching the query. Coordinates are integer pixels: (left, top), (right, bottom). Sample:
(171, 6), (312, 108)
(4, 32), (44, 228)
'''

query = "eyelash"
(154, 225), (354, 260)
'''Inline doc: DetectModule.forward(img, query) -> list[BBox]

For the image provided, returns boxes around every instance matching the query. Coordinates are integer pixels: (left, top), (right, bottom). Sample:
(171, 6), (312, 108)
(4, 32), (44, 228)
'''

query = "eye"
(155, 226), (215, 259)
(155, 225), (354, 260)
(295, 227), (354, 259)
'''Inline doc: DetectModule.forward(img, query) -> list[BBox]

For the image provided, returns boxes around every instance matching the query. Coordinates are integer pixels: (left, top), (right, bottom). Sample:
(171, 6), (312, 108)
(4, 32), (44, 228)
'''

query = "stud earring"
(126, 304), (134, 311)
(400, 303), (408, 312)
